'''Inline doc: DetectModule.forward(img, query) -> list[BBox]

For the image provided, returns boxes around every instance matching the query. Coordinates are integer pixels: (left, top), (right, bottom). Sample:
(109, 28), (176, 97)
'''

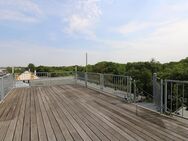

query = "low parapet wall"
(30, 76), (75, 87)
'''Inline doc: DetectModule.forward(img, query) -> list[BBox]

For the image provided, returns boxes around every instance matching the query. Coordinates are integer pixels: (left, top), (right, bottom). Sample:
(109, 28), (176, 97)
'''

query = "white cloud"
(114, 21), (152, 34)
(100, 19), (188, 63)
(0, 0), (101, 36)
(113, 20), (176, 35)
(0, 9), (38, 22)
(1, 18), (188, 67)
(65, 15), (91, 35)
(0, 0), (43, 22)
(157, 1), (188, 16)
(63, 0), (102, 37)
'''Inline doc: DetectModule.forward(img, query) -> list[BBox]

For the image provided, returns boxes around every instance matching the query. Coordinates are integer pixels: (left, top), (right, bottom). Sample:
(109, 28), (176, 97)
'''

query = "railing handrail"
(165, 79), (188, 84)
(0, 73), (12, 79)
(77, 71), (130, 78)
(36, 71), (73, 73)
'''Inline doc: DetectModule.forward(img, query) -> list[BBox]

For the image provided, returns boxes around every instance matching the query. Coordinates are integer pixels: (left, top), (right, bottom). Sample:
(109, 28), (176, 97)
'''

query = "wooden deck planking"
(42, 88), (73, 141)
(52, 86), (123, 141)
(0, 89), (21, 141)
(37, 87), (56, 141)
(50, 87), (110, 141)
(50, 87), (106, 141)
(13, 88), (28, 141)
(73, 85), (188, 140)
(62, 86), (160, 140)
(40, 88), (65, 141)
(56, 86), (132, 141)
(4, 88), (24, 141)
(22, 88), (31, 141)
(30, 88), (39, 141)
(34, 87), (47, 141)
(0, 85), (188, 141)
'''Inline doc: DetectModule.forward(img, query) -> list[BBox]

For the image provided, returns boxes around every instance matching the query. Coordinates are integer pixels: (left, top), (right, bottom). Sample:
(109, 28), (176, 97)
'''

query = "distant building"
(16, 71), (39, 81)
(0, 69), (7, 77)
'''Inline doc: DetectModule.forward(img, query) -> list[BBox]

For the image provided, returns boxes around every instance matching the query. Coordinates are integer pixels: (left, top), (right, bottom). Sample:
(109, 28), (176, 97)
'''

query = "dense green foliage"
(6, 57), (188, 94)
(28, 63), (35, 72)
(159, 58), (188, 80)
(6, 67), (25, 74)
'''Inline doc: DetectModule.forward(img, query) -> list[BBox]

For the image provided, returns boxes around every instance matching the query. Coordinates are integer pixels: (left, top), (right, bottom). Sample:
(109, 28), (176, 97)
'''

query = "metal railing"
(164, 79), (188, 119)
(30, 71), (75, 87)
(2, 70), (186, 119)
(36, 71), (74, 78)
(0, 74), (14, 101)
(132, 73), (168, 117)
(76, 71), (133, 101)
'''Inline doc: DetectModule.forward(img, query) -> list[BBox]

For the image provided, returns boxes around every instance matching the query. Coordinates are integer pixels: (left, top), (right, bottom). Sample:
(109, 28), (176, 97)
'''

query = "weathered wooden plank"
(0, 89), (17, 120)
(90, 101), (157, 141)
(0, 89), (21, 141)
(3, 88), (24, 141)
(118, 103), (188, 137)
(40, 87), (65, 141)
(49, 87), (110, 141)
(68, 85), (188, 141)
(46, 87), (91, 141)
(42, 87), (74, 141)
(30, 87), (39, 141)
(37, 87), (56, 141)
(85, 86), (188, 138)
(13, 88), (28, 141)
(45, 88), (83, 141)
(34, 87), (48, 141)
(47, 87), (101, 141)
(54, 85), (128, 141)
(62, 86), (136, 141)
(1, 84), (188, 141)
(22, 88), (31, 141)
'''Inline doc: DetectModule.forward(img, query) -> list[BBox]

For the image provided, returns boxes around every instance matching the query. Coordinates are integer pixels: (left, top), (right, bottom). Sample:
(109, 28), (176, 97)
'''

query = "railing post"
(182, 84), (185, 117)
(1, 77), (4, 100)
(160, 79), (163, 114)
(85, 72), (88, 88)
(75, 66), (77, 84)
(128, 77), (132, 101)
(153, 73), (157, 105)
(164, 80), (167, 113)
(12, 74), (15, 88)
(133, 80), (136, 103)
(100, 74), (104, 92)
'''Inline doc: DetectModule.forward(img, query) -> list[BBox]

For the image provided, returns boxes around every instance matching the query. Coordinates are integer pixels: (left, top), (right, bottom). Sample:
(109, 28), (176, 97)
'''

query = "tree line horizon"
(7, 57), (188, 95)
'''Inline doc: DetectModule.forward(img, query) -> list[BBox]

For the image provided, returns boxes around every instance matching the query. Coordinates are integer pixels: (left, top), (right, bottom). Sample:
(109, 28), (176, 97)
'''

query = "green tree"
(6, 67), (12, 73)
(28, 63), (35, 72)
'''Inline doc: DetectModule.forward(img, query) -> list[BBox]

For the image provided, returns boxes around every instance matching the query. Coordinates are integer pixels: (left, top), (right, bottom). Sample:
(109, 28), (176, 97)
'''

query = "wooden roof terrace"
(0, 85), (188, 141)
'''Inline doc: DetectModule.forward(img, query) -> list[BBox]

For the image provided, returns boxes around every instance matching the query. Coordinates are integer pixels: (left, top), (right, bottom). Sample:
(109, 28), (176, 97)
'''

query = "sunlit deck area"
(0, 85), (188, 141)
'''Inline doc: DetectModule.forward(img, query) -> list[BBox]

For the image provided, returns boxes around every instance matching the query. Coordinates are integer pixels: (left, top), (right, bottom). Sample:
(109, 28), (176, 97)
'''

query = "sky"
(0, 0), (188, 67)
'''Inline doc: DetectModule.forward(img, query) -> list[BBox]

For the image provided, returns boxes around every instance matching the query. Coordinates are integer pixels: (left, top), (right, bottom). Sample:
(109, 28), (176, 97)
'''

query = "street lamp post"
(85, 53), (88, 88)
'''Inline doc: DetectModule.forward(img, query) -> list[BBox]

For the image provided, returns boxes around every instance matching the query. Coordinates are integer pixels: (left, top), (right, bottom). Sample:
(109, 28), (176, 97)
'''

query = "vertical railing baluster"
(1, 77), (4, 100)
(176, 84), (179, 113)
(160, 79), (163, 114)
(133, 80), (136, 103)
(164, 80), (167, 113)
(171, 82), (173, 114)
(75, 66), (77, 85)
(85, 72), (88, 88)
(182, 84), (184, 117)
(100, 74), (104, 92)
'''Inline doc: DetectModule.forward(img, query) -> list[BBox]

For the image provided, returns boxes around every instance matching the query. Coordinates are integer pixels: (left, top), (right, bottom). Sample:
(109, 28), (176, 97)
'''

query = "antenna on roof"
(12, 67), (14, 74)
(86, 52), (88, 73)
